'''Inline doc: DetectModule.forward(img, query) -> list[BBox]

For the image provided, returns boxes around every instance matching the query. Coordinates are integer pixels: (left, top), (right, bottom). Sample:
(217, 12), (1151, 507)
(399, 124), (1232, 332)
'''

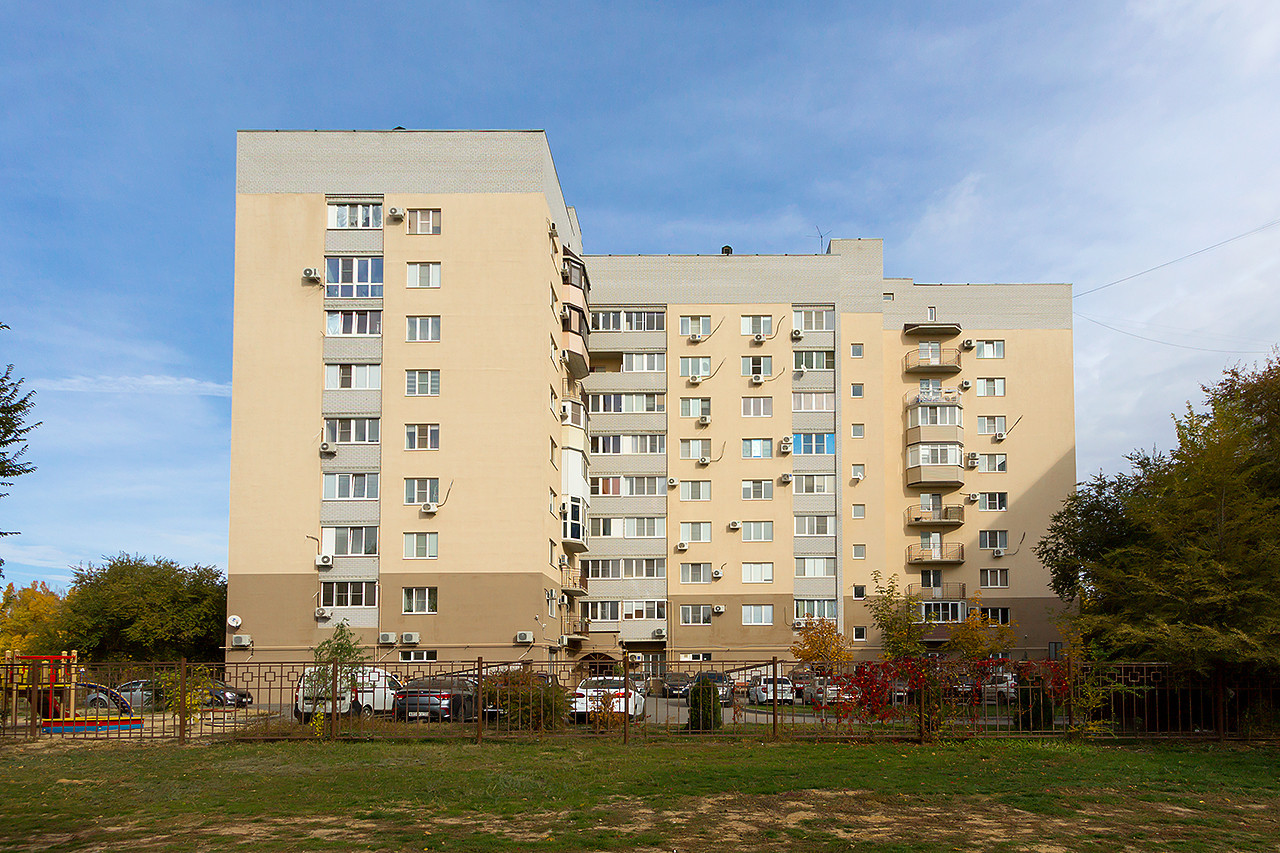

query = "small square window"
(852, 626), (867, 641)
(850, 343), (863, 358)
(851, 504), (865, 519)
(851, 544), (866, 559)
(882, 293), (894, 301)
(851, 424), (865, 438)
(851, 464), (865, 479)
(852, 585), (866, 600)
(850, 384), (864, 398)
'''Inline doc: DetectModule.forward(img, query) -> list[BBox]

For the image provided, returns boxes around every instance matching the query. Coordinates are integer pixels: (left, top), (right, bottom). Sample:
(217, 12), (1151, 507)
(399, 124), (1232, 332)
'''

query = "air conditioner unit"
(302, 267), (321, 281)
(751, 373), (765, 385)
(549, 222), (559, 237)
(231, 634), (252, 648)
(378, 632), (397, 645)
(753, 333), (766, 344)
(514, 631), (535, 644)
(314, 607), (332, 620)
(400, 632), (420, 645)
(420, 502), (439, 514)
(652, 628), (667, 640)
(778, 441), (792, 455)
(558, 634), (570, 646)
(712, 605), (726, 614)
(387, 207), (405, 219)
(559, 351), (570, 364)
(959, 380), (972, 390)
(780, 473), (793, 484)
(698, 415), (712, 426)
(962, 339), (975, 349)
(697, 456), (711, 466)
(319, 442), (335, 455)
(628, 653), (644, 662)
(558, 594), (569, 605)
(711, 569), (723, 579)
(558, 555), (569, 567)
(992, 548), (1006, 558)
(688, 375), (703, 385)
(966, 453), (980, 468)
(560, 306), (572, 321)
(969, 493), (980, 502)
(728, 520), (741, 530)
(315, 554), (334, 568)
(791, 329), (804, 341)
(793, 620), (807, 629)
(675, 541), (689, 552)
(994, 431), (1007, 442)
(689, 333), (704, 343)
(667, 477), (679, 487)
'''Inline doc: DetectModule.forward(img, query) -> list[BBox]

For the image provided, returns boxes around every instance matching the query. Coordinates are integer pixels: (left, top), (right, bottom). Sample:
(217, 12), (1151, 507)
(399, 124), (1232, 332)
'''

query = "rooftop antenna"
(814, 226), (831, 254)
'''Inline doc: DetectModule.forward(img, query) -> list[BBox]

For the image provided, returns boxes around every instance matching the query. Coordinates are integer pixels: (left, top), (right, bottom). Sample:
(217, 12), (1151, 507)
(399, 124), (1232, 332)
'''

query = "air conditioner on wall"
(667, 477), (679, 487)
(558, 635), (569, 646)
(387, 207), (405, 219)
(401, 632), (420, 645)
(560, 306), (572, 321)
(791, 329), (804, 340)
(421, 502), (439, 514)
(969, 493), (980, 502)
(558, 555), (569, 567)
(793, 620), (806, 629)
(711, 569), (723, 579)
(302, 267), (321, 281)
(378, 632), (397, 645)
(962, 339), (975, 349)
(992, 548), (1006, 558)
(780, 473), (793, 484)
(753, 333), (766, 344)
(231, 634), (253, 647)
(689, 375), (703, 385)
(728, 520), (741, 530)
(698, 415), (712, 426)
(628, 653), (644, 662)
(315, 554), (334, 568)
(712, 605), (726, 614)
(319, 442), (335, 455)
(652, 628), (667, 640)
(697, 456), (711, 466)
(959, 380), (972, 390)
(689, 334), (704, 343)
(751, 373), (765, 385)
(315, 607), (332, 620)
(675, 541), (689, 551)
(994, 432), (1006, 442)
(514, 631), (535, 644)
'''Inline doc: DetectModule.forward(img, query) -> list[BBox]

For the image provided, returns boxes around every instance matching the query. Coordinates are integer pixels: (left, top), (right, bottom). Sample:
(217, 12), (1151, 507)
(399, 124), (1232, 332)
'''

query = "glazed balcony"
(903, 348), (962, 373)
(906, 543), (965, 564)
(904, 504), (965, 526)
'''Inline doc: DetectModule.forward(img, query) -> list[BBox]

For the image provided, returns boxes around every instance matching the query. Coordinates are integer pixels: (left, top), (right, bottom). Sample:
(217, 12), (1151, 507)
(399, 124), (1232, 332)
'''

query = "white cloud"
(35, 374), (231, 397)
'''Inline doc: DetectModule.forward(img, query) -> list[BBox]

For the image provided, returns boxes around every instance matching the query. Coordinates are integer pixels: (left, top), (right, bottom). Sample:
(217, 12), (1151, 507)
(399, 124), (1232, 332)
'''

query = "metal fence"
(3, 654), (1278, 743)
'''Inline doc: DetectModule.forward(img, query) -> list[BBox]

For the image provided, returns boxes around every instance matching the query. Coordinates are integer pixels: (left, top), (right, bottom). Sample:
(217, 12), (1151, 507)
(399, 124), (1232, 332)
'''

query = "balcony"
(561, 617), (589, 642)
(906, 582), (967, 599)
(904, 505), (965, 526)
(561, 497), (588, 554)
(906, 543), (964, 564)
(903, 348), (962, 373)
(906, 464), (965, 488)
(903, 321), (962, 337)
(904, 388), (962, 407)
(561, 567), (587, 597)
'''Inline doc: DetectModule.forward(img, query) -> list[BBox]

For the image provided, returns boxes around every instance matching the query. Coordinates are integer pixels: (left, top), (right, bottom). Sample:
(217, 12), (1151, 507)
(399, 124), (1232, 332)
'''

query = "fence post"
(623, 657), (631, 746)
(475, 657), (484, 745)
(178, 658), (188, 745)
(917, 674), (926, 744)
(771, 657), (779, 740)
(330, 661), (339, 741)
(27, 661), (40, 739)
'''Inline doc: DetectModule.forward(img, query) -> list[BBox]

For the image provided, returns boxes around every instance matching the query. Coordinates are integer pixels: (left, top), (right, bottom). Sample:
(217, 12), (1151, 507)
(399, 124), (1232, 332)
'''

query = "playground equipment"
(2, 650), (143, 734)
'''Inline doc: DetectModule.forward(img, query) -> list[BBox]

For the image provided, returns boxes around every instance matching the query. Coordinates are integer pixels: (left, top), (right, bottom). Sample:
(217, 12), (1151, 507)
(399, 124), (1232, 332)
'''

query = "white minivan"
(294, 666), (403, 721)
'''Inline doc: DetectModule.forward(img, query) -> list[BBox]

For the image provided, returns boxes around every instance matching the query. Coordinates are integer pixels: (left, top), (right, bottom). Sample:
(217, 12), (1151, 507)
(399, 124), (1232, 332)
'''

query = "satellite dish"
(227, 615), (242, 629)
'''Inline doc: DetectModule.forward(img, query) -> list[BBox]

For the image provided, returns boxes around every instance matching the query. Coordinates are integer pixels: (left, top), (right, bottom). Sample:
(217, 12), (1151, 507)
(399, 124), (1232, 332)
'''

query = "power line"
(1074, 218), (1280, 298)
(1074, 312), (1279, 347)
(1074, 312), (1274, 354)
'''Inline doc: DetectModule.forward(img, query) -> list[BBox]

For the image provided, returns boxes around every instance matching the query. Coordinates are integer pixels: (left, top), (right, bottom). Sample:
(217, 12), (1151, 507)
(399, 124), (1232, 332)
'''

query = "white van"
(294, 666), (403, 721)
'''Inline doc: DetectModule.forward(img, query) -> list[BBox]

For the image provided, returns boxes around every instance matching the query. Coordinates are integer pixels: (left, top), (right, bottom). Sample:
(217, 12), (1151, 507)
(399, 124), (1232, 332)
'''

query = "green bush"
(482, 672), (569, 730)
(687, 678), (722, 731)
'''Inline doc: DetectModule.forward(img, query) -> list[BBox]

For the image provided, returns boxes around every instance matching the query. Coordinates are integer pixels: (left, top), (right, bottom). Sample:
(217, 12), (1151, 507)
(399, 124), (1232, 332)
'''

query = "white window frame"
(741, 315), (773, 336)
(978, 454), (1008, 473)
(407, 209), (441, 235)
(795, 599), (837, 620)
(742, 562), (774, 583)
(975, 340), (1005, 359)
(742, 479), (773, 500)
(795, 557), (836, 578)
(622, 352), (666, 373)
(583, 600), (621, 622)
(979, 530), (1009, 550)
(980, 567), (1009, 588)
(741, 521), (773, 542)
(978, 416), (1007, 435)
(681, 604), (713, 625)
(680, 438), (712, 459)
(321, 581), (377, 608)
(404, 423), (439, 450)
(742, 397), (773, 417)
(979, 492), (1008, 511)
(322, 472), (379, 501)
(850, 343), (864, 358)
(794, 474), (836, 494)
(679, 357), (712, 377)
(325, 418), (380, 444)
(406, 316), (441, 342)
(403, 532), (439, 559)
(742, 438), (773, 459)
(742, 356), (772, 376)
(326, 310), (382, 337)
(793, 308), (835, 331)
(680, 562), (712, 584)
(404, 478), (440, 505)
(794, 350), (835, 371)
(850, 424), (865, 438)
(680, 398), (712, 417)
(794, 515), (835, 536)
(679, 521), (712, 543)
(325, 364), (381, 390)
(679, 315), (712, 336)
(850, 383), (864, 398)
(327, 203), (382, 229)
(742, 604), (774, 625)
(407, 261), (441, 288)
(976, 378), (1006, 397)
(405, 369), (440, 396)
(851, 544), (867, 559)
(402, 586), (438, 614)
(851, 504), (865, 519)
(680, 480), (711, 501)
(325, 257), (384, 298)
(792, 392), (834, 412)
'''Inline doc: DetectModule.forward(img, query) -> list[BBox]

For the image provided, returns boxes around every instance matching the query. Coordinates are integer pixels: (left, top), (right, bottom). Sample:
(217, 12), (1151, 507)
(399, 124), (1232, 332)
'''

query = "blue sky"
(2, 1), (1278, 589)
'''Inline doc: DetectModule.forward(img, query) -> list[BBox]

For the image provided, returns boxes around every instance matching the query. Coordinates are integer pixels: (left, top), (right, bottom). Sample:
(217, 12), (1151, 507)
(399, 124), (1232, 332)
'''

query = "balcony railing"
(903, 349), (962, 373)
(906, 582), (967, 599)
(905, 543), (965, 563)
(561, 568), (587, 597)
(904, 505), (965, 525)
(904, 388), (962, 407)
(562, 617), (590, 640)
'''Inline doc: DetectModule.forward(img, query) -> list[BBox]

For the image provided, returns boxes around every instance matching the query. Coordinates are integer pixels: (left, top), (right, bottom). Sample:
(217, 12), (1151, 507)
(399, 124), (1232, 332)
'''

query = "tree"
(865, 570), (927, 660)
(1036, 357), (1280, 672)
(0, 322), (40, 578)
(942, 598), (1017, 660)
(789, 618), (855, 664)
(0, 581), (64, 654)
(58, 554), (227, 661)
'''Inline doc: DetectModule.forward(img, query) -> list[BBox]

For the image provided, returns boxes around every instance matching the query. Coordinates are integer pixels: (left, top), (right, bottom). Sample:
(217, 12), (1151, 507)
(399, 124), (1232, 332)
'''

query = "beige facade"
(228, 131), (1075, 668)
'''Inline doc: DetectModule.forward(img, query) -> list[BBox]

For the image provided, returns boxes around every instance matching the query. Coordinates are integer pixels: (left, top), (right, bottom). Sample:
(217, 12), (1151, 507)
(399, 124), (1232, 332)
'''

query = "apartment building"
(226, 130), (1074, 666)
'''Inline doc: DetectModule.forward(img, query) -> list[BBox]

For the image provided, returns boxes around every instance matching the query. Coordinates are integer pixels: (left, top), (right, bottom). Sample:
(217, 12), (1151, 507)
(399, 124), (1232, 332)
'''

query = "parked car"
(206, 680), (253, 707)
(85, 679), (163, 712)
(802, 678), (855, 707)
(662, 672), (692, 699)
(294, 666), (403, 721)
(956, 672), (1019, 704)
(570, 677), (645, 722)
(748, 676), (795, 705)
(686, 671), (734, 706)
(393, 677), (478, 722)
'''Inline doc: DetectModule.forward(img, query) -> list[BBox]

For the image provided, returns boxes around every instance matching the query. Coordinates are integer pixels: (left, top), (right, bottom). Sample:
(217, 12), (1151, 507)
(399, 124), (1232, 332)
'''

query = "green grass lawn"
(2, 739), (1278, 852)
